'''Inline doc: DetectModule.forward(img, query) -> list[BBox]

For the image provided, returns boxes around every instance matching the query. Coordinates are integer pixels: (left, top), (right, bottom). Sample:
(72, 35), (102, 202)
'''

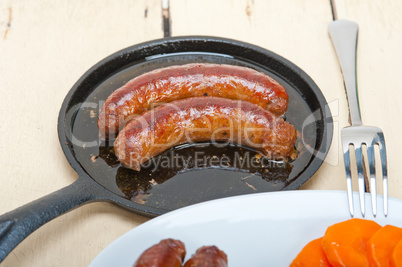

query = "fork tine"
(355, 144), (366, 217)
(343, 145), (354, 217)
(367, 144), (377, 217)
(378, 132), (388, 216)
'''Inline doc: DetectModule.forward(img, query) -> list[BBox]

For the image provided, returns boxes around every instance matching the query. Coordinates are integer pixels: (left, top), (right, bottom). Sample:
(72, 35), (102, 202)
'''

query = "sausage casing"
(114, 97), (296, 171)
(98, 63), (288, 135)
(132, 239), (186, 267)
(183, 246), (228, 267)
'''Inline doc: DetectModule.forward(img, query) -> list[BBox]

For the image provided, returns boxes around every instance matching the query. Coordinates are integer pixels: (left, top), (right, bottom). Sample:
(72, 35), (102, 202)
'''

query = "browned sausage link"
(114, 97), (296, 171)
(183, 246), (228, 267)
(98, 63), (288, 135)
(133, 239), (186, 267)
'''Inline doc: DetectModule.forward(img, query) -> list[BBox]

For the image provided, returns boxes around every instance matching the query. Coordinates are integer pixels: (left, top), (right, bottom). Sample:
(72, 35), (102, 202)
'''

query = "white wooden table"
(1, 0), (401, 265)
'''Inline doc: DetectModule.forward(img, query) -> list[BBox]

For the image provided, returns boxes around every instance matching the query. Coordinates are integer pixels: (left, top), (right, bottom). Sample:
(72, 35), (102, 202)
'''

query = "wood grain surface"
(0, 0), (401, 266)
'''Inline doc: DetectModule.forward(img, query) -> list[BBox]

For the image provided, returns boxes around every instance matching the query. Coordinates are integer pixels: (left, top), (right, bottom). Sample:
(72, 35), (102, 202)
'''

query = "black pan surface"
(62, 36), (333, 214)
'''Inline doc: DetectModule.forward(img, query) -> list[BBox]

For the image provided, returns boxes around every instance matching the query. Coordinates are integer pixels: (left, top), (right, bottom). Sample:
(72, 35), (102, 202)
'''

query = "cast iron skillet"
(0, 36), (333, 261)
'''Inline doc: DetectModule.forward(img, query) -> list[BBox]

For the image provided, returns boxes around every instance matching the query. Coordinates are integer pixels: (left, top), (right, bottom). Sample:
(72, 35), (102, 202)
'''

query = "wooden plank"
(0, 0), (161, 266)
(170, 0), (348, 191)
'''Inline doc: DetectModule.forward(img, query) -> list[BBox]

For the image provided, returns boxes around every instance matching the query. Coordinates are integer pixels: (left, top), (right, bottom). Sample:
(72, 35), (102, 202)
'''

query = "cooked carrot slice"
(290, 237), (332, 267)
(367, 225), (402, 267)
(322, 218), (381, 267)
(391, 239), (402, 267)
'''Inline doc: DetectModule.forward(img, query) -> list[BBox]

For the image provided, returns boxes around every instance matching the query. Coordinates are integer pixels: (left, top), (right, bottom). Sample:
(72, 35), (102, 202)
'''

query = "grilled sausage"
(98, 63), (288, 135)
(133, 239), (186, 267)
(114, 97), (296, 171)
(183, 246), (228, 267)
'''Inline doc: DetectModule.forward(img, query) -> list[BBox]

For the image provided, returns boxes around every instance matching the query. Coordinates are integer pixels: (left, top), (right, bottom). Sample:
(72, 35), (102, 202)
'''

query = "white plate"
(90, 190), (402, 267)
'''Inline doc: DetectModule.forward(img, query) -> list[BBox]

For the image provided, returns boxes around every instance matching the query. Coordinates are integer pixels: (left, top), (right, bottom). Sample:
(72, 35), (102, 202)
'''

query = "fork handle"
(328, 20), (362, 126)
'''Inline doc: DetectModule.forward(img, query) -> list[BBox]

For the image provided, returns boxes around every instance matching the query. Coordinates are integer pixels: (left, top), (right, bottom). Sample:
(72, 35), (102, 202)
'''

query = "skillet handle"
(0, 176), (109, 263)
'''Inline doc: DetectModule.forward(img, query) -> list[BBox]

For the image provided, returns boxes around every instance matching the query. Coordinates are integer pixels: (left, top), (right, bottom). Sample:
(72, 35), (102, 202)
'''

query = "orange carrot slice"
(290, 237), (332, 267)
(322, 218), (381, 267)
(391, 239), (402, 267)
(367, 225), (402, 267)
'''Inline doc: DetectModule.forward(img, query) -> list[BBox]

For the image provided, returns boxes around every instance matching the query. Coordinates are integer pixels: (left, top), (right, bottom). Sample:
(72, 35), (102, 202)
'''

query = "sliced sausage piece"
(183, 246), (228, 267)
(98, 63), (288, 135)
(133, 239), (186, 267)
(114, 97), (296, 171)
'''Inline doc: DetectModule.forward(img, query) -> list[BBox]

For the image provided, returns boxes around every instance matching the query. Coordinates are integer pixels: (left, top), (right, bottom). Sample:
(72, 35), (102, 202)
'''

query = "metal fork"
(328, 20), (388, 217)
